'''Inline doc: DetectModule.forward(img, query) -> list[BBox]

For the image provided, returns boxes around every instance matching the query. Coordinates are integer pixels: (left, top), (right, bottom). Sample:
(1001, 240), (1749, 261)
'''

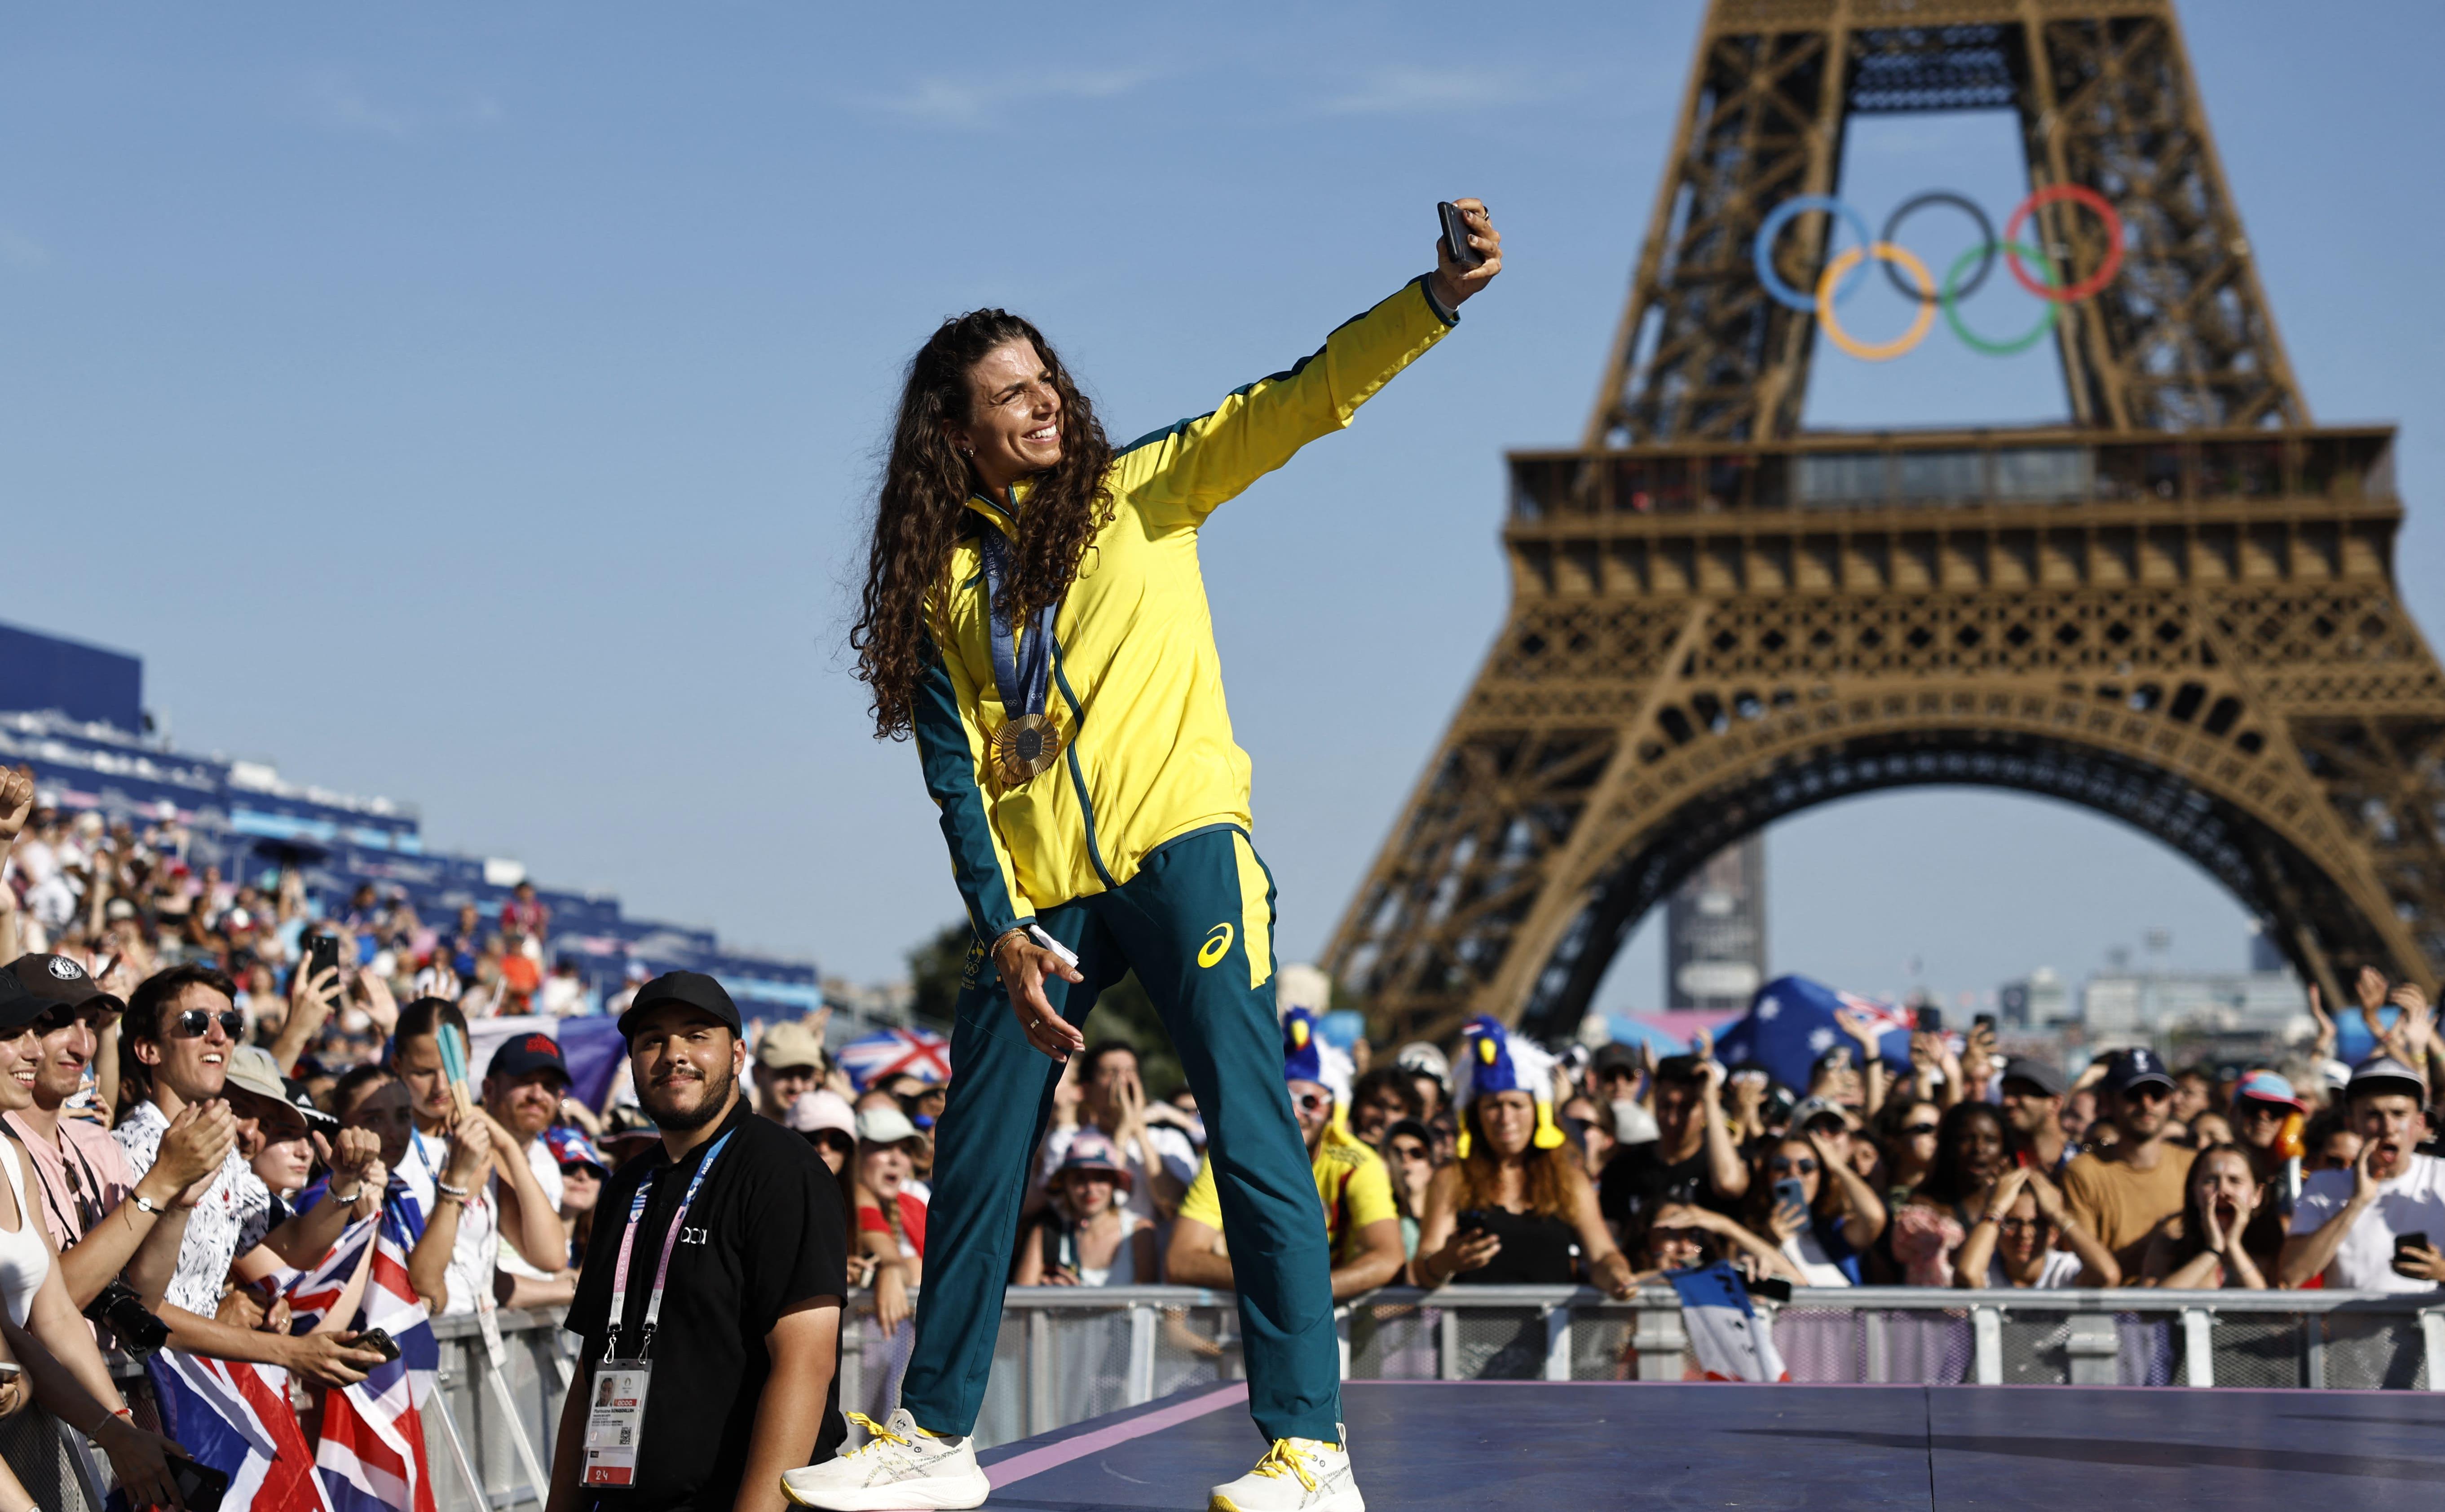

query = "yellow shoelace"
(843, 1412), (910, 1456)
(1250, 1439), (1324, 1492)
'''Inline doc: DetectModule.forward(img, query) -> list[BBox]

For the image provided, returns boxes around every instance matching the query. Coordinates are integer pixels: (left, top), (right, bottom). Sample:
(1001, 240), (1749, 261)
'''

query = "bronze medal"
(992, 713), (1063, 787)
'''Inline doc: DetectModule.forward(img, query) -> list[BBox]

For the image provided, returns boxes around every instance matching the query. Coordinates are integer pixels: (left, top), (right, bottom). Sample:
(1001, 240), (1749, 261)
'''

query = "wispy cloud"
(300, 72), (505, 140)
(305, 71), (413, 139)
(0, 228), (48, 270)
(1321, 65), (1555, 115)
(855, 67), (1160, 129)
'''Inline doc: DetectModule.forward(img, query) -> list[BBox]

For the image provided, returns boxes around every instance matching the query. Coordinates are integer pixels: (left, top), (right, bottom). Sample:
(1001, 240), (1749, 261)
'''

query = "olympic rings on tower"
(1750, 186), (2124, 359)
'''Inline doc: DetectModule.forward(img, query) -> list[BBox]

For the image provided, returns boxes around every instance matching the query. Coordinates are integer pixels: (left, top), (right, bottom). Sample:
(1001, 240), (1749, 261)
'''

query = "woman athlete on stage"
(786, 199), (1500, 1512)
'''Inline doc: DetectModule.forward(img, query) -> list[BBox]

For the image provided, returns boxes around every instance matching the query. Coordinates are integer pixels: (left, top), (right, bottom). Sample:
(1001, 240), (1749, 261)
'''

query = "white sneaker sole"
(781, 1468), (991, 1511)
(1209, 1490), (1364, 1512)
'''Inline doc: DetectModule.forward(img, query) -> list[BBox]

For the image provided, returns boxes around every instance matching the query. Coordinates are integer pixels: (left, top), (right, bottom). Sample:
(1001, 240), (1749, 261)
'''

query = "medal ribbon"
(975, 513), (1059, 720)
(605, 1127), (736, 1358)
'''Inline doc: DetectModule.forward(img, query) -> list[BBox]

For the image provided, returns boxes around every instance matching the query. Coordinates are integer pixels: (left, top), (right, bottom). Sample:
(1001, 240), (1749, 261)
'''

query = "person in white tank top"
(1010, 1131), (1156, 1287)
(0, 968), (195, 1510)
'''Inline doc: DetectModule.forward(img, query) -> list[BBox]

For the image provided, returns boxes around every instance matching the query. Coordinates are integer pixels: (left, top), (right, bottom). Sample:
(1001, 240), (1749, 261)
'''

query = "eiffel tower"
(1327, 0), (2445, 1047)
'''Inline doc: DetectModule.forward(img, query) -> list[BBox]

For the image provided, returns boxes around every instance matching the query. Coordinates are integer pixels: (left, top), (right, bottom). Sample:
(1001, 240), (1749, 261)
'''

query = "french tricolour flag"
(1668, 1261), (1789, 1383)
(311, 1187), (441, 1512)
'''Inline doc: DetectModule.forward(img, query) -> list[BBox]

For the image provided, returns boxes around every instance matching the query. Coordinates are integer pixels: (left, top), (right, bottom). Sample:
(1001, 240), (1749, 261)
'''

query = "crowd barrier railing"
(255, 1284), (2445, 1510)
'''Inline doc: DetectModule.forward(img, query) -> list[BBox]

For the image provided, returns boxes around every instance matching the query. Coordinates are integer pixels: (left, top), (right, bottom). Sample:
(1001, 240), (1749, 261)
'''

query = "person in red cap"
(486, 1030), (578, 1305)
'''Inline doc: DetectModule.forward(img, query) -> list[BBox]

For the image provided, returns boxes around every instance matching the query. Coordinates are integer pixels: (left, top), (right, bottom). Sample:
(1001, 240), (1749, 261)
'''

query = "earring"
(960, 446), (974, 457)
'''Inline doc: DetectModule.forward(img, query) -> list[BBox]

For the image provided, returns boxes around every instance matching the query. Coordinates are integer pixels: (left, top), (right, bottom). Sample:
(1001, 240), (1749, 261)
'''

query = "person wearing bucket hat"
(1412, 1018), (1636, 1300)
(1165, 1009), (1406, 1305)
(1013, 1130), (1155, 1288)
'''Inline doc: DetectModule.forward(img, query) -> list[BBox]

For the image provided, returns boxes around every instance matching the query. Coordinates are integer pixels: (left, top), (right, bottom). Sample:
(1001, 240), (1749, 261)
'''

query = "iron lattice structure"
(1328, 0), (2445, 1046)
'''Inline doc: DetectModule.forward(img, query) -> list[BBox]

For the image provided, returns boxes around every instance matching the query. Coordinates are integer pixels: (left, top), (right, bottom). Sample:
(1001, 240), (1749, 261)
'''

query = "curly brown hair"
(852, 310), (1117, 740)
(1456, 1101), (1578, 1220)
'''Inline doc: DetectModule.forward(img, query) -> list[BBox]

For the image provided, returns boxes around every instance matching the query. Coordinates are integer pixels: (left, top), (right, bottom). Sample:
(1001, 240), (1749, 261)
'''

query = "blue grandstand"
(0, 622), (819, 1019)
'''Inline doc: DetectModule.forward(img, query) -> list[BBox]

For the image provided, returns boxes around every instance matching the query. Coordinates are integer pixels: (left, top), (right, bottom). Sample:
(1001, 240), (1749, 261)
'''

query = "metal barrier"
(36, 1285), (2437, 1507)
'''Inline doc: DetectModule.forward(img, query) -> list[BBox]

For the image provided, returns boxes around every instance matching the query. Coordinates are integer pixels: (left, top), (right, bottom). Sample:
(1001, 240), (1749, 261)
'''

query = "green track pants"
(898, 824), (1340, 1442)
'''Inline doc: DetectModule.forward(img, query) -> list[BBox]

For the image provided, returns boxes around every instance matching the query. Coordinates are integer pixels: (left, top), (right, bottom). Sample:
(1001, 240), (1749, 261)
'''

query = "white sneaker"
(1207, 1426), (1364, 1512)
(779, 1409), (991, 1510)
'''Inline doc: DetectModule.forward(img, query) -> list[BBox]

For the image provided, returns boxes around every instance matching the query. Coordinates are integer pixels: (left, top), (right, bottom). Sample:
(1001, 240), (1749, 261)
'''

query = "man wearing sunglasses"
(110, 964), (393, 1385)
(1996, 1056), (2071, 1175)
(1164, 1009), (1406, 1302)
(2061, 1048), (2195, 1285)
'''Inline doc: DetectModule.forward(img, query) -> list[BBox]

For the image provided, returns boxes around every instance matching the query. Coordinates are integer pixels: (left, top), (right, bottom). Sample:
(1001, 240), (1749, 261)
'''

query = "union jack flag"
(147, 1349), (334, 1512)
(837, 1026), (952, 1089)
(313, 1186), (441, 1512)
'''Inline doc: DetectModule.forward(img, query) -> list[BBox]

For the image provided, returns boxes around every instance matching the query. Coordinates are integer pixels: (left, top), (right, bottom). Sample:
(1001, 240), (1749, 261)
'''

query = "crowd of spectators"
(11, 747), (2445, 1498)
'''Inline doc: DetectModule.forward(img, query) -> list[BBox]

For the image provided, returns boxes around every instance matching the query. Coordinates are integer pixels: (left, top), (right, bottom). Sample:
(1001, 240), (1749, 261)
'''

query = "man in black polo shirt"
(546, 972), (848, 1512)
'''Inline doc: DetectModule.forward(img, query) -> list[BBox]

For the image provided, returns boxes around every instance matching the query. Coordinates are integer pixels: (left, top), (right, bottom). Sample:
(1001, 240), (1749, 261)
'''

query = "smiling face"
(27, 1004), (105, 1110)
(141, 981), (237, 1104)
(559, 1163), (602, 1216)
(0, 1027), (40, 1112)
(630, 1006), (744, 1134)
(2235, 1098), (2289, 1152)
(947, 339), (1062, 489)
(1288, 1078), (1333, 1151)
(2114, 1082), (2176, 1141)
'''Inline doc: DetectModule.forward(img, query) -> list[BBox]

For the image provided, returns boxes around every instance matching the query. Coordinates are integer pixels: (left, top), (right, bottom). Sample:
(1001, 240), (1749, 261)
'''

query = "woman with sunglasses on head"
(1748, 1127), (1885, 1287)
(1952, 1163), (2116, 1289)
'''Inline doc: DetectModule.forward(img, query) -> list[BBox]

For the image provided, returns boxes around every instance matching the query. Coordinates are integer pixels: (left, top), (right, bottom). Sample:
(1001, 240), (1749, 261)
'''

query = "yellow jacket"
(1176, 1125), (1399, 1265)
(914, 276), (1457, 940)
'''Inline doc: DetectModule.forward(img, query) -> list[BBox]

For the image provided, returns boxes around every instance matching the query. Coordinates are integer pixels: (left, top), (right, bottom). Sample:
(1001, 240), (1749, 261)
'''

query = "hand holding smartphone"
(1437, 201), (1485, 270)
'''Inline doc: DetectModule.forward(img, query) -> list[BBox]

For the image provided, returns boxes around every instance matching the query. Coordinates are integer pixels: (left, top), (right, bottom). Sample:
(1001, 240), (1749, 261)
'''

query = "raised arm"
(1120, 200), (1500, 530)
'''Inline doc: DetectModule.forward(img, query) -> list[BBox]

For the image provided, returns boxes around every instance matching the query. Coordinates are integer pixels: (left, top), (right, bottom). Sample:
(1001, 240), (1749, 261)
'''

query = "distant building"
(1666, 836), (1765, 1011)
(2080, 969), (2308, 1040)
(1998, 967), (2070, 1027)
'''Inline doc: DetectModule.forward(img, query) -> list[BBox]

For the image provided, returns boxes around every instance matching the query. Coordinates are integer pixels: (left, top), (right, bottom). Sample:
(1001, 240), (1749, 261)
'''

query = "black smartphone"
(2394, 1232), (2430, 1275)
(1915, 1005), (1943, 1033)
(1973, 1012), (1997, 1033)
(1744, 1275), (1794, 1304)
(1455, 1208), (1492, 1237)
(304, 934), (342, 992)
(354, 1327), (401, 1364)
(1437, 201), (1484, 270)
(172, 1459), (232, 1512)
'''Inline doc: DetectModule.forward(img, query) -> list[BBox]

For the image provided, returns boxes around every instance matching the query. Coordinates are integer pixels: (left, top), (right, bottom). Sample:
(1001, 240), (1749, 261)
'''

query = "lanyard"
(975, 509), (1059, 720)
(605, 1128), (734, 1359)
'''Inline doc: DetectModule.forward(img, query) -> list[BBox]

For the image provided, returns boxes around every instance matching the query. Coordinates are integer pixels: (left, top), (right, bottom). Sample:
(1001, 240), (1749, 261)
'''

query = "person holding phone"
(798, 199), (1500, 1512)
(2279, 1054), (2445, 1288)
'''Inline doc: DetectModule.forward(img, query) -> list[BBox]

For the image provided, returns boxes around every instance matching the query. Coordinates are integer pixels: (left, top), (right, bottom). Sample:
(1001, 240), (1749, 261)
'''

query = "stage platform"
(974, 1380), (2445, 1509)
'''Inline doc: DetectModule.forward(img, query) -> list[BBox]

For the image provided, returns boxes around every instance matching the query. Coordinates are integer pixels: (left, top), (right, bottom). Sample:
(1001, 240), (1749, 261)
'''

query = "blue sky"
(4, 4), (2440, 1009)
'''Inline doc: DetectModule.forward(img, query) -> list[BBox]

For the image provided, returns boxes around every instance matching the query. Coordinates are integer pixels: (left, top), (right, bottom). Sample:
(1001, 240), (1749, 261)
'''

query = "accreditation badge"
(991, 713), (1064, 788)
(582, 1360), (654, 1487)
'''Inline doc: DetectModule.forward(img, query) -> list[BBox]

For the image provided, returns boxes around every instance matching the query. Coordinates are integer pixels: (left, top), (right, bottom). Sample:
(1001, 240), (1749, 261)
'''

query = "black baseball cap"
(2101, 1046), (2175, 1095)
(486, 1030), (571, 1085)
(617, 971), (742, 1040)
(282, 1076), (340, 1134)
(1592, 1043), (1642, 1077)
(2000, 1056), (2069, 1098)
(6, 955), (124, 1016)
(1655, 1053), (1709, 1084)
(0, 973), (41, 1034)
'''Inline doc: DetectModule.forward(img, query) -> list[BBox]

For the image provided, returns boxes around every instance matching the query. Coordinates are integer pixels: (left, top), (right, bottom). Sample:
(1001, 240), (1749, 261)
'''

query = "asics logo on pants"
(1198, 922), (1235, 968)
